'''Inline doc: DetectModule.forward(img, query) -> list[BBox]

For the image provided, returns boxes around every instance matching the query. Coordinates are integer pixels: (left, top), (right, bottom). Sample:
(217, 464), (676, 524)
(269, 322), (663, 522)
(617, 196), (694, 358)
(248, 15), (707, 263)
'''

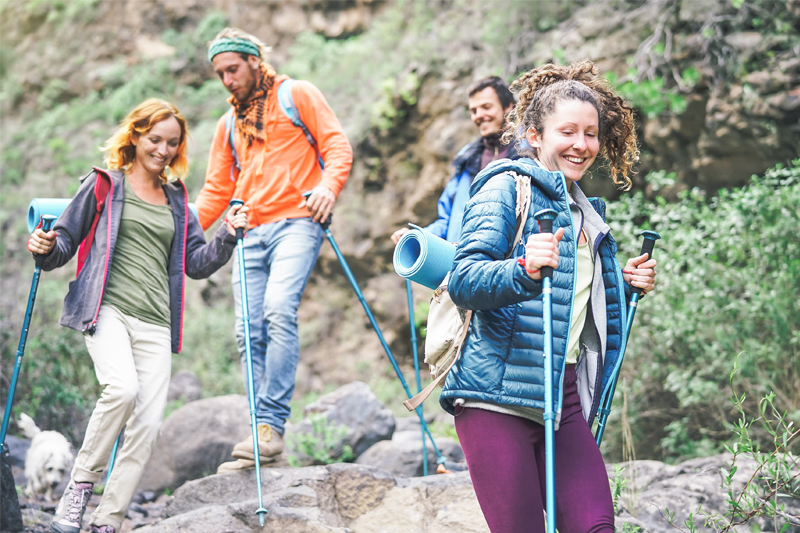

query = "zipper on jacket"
(557, 172), (576, 415)
(177, 183), (188, 353)
(86, 175), (114, 334)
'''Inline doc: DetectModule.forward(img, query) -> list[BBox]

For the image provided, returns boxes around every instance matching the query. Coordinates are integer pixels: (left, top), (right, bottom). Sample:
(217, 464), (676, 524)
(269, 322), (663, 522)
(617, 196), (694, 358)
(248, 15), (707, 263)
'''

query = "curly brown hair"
(502, 60), (638, 190)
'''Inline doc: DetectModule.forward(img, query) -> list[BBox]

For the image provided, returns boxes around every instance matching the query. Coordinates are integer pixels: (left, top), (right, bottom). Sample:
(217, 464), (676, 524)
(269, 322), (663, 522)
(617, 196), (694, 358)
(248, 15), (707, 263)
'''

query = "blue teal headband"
(208, 37), (260, 62)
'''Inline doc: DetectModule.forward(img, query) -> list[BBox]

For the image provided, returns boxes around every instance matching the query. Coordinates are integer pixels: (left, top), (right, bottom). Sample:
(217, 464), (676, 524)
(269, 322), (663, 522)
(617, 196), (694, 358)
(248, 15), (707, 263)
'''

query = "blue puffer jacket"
(439, 158), (628, 425)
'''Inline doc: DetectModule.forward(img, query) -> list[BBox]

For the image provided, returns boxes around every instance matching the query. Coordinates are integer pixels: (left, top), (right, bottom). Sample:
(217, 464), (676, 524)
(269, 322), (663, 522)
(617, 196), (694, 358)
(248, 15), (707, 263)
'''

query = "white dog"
(18, 413), (74, 501)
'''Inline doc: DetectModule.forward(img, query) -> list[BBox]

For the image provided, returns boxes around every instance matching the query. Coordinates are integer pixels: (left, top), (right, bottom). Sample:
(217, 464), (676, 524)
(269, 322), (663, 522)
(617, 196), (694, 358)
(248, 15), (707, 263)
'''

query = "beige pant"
(73, 306), (171, 530)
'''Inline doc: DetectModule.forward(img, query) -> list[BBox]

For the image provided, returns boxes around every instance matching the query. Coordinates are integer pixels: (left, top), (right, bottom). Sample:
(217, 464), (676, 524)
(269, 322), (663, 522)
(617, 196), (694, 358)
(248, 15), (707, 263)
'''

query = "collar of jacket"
(469, 157), (566, 203)
(452, 136), (522, 178)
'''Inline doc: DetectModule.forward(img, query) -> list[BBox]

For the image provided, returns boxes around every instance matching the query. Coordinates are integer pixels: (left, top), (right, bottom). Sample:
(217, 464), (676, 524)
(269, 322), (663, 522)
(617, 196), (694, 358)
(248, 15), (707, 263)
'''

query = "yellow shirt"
(566, 229), (594, 364)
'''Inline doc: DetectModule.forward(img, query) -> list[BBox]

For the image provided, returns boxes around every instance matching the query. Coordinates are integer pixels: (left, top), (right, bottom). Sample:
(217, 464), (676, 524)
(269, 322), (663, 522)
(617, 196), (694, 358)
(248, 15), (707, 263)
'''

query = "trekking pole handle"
(229, 199), (245, 241)
(534, 209), (558, 279)
(633, 230), (661, 296)
(34, 215), (57, 268)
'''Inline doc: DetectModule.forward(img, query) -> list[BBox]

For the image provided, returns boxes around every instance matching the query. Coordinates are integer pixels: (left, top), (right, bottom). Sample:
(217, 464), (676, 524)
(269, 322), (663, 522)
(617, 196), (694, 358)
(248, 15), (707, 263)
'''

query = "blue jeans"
(231, 217), (323, 434)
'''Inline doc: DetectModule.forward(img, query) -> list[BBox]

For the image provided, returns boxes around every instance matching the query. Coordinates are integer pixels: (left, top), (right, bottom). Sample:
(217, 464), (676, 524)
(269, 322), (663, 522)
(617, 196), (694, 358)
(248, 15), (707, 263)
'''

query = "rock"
(349, 470), (488, 532)
(356, 433), (465, 478)
(139, 395), (251, 493)
(136, 462), (486, 533)
(291, 381), (395, 463)
(167, 370), (202, 403)
(328, 463), (395, 520)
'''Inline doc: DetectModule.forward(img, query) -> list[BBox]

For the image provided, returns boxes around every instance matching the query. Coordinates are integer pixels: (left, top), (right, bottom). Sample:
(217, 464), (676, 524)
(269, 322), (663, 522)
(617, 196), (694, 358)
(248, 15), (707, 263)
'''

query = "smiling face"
(212, 52), (261, 101)
(526, 98), (600, 186)
(131, 116), (182, 179)
(468, 87), (513, 138)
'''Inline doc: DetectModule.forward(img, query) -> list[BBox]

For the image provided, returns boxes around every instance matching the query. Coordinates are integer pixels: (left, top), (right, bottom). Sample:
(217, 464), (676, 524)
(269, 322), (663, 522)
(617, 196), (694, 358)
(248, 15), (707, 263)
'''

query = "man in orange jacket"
(195, 28), (353, 473)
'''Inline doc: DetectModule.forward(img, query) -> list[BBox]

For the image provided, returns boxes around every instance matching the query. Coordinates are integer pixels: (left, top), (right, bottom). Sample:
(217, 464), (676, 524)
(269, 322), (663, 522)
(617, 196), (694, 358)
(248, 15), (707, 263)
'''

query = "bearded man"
(196, 28), (352, 472)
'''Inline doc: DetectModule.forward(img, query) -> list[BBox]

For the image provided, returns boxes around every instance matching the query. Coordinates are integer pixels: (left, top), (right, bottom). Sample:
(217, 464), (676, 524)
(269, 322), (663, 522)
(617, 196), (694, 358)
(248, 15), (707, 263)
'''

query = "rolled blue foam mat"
(28, 198), (200, 233)
(27, 198), (71, 233)
(393, 225), (456, 290)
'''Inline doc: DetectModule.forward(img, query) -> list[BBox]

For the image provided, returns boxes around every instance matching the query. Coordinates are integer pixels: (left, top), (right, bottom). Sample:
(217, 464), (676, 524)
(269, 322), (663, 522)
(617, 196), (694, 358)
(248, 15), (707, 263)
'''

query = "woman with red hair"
(28, 98), (248, 533)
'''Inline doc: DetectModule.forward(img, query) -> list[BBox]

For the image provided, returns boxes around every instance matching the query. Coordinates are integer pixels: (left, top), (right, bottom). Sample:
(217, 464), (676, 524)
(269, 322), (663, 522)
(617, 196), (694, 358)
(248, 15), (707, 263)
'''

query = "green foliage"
(286, 413), (354, 467)
(605, 160), (800, 462)
(0, 280), (98, 446)
(610, 464), (629, 515)
(663, 359), (799, 532)
(606, 70), (688, 118)
(21, 0), (99, 24)
(371, 72), (420, 131)
(282, 2), (437, 135)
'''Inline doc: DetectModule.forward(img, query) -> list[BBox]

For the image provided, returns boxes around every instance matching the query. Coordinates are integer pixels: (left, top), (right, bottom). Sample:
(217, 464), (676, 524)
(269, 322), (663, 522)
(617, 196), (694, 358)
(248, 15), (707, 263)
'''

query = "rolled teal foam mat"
(393, 226), (456, 290)
(27, 199), (70, 233)
(28, 198), (199, 233)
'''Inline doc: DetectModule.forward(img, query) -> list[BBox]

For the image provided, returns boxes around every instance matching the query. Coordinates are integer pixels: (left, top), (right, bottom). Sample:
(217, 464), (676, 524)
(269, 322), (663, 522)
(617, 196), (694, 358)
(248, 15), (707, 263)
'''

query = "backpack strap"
(277, 79), (325, 171)
(403, 308), (473, 411)
(76, 169), (111, 276)
(403, 172), (533, 410)
(224, 108), (241, 182)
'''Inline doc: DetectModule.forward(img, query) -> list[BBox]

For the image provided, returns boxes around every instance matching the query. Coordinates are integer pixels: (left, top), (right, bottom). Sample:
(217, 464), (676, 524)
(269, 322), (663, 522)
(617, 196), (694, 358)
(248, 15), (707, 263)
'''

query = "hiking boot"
(51, 480), (93, 533)
(90, 526), (116, 533)
(216, 453), (290, 474)
(232, 424), (284, 460)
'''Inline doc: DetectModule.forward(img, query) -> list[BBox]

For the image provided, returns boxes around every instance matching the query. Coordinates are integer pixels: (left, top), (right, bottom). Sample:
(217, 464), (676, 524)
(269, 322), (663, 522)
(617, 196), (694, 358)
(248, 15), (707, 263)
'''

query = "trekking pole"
(534, 208), (558, 533)
(0, 215), (55, 533)
(595, 230), (660, 447)
(304, 194), (449, 472)
(406, 280), (428, 476)
(230, 199), (268, 525)
(108, 431), (122, 476)
(1, 215), (56, 447)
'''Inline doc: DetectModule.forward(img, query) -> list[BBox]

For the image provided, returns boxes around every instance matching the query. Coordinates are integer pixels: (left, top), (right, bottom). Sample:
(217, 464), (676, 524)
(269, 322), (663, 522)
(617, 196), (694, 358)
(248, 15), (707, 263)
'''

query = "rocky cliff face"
(1, 0), (798, 441)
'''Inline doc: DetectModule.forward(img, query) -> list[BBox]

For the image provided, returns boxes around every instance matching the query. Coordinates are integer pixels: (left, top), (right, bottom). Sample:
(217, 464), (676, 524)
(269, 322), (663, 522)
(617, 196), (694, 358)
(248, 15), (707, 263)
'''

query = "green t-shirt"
(103, 180), (175, 328)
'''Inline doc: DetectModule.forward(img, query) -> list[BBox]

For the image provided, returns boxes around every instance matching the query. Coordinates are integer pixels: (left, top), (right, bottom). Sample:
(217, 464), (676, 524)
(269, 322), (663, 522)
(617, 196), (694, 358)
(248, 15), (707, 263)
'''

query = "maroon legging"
(454, 365), (615, 533)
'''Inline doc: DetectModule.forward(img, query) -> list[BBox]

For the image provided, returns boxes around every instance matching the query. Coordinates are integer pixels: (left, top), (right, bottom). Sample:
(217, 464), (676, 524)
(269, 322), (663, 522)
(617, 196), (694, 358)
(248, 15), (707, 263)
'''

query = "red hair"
(101, 98), (189, 183)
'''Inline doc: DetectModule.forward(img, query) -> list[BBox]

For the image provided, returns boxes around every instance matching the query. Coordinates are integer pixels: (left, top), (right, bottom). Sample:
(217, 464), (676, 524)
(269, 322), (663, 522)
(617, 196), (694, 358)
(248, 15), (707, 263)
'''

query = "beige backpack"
(404, 172), (533, 411)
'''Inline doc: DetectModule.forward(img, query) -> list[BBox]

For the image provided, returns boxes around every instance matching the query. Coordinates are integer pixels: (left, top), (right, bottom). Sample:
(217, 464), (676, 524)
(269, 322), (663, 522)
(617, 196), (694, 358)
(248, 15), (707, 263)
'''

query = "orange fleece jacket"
(195, 75), (353, 230)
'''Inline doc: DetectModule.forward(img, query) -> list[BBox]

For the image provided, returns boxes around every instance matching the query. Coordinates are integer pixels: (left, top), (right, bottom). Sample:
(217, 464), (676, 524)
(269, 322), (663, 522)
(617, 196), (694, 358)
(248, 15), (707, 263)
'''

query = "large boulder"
(289, 381), (395, 463)
(166, 370), (202, 403)
(139, 395), (251, 493)
(134, 462), (487, 533)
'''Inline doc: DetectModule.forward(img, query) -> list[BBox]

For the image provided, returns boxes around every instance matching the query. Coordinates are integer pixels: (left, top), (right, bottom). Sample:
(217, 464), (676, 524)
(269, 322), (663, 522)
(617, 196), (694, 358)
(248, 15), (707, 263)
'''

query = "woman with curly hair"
(439, 60), (657, 532)
(27, 99), (248, 533)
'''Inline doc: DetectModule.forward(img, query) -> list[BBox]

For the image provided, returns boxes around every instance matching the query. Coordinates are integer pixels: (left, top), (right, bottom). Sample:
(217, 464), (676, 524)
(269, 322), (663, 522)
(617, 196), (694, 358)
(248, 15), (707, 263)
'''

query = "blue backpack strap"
(224, 108), (241, 181)
(277, 79), (325, 171)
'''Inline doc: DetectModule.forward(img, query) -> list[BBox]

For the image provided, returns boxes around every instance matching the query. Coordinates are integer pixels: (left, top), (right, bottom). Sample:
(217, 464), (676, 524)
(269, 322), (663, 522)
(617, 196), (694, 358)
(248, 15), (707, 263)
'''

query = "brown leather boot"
(216, 453), (290, 474)
(231, 424), (284, 461)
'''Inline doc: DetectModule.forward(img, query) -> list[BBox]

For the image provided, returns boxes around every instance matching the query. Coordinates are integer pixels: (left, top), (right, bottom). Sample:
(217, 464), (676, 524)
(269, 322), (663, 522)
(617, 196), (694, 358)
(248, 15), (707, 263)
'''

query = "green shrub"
(664, 358), (799, 532)
(604, 159), (800, 462)
(286, 413), (354, 467)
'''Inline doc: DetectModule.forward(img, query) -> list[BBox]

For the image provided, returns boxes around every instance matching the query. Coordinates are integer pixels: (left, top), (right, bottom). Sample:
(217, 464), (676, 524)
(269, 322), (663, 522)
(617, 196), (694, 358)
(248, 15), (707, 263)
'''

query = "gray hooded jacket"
(41, 168), (237, 353)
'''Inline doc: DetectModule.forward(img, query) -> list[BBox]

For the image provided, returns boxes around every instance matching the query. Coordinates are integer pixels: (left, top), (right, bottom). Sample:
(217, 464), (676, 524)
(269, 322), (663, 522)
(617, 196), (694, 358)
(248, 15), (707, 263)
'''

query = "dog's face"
(42, 449), (72, 491)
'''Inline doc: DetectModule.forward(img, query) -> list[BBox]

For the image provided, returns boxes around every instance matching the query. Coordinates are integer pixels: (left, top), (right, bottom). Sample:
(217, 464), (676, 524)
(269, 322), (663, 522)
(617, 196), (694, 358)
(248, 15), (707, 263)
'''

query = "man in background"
(391, 76), (520, 244)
